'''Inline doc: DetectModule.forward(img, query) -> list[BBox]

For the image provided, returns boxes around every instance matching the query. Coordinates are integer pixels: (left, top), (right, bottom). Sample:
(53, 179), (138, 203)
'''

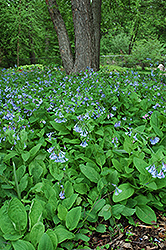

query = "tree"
(45, 0), (102, 74)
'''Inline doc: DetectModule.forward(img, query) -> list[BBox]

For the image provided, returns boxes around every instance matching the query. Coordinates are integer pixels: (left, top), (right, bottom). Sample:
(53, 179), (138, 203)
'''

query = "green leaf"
(63, 194), (78, 210)
(46, 229), (58, 250)
(66, 207), (81, 231)
(21, 152), (30, 162)
(54, 226), (75, 243)
(152, 125), (163, 137)
(80, 164), (100, 183)
(29, 199), (44, 229)
(50, 121), (69, 135)
(3, 234), (23, 241)
(150, 111), (160, 128)
(29, 222), (45, 247)
(98, 204), (112, 220)
(4, 151), (18, 162)
(12, 240), (35, 250)
(0, 202), (16, 234)
(64, 181), (74, 198)
(57, 204), (68, 221)
(29, 160), (43, 181)
(75, 233), (90, 242)
(37, 233), (53, 250)
(96, 224), (106, 233)
(8, 198), (27, 232)
(74, 183), (89, 194)
(121, 207), (136, 217)
(112, 159), (123, 172)
(111, 205), (125, 216)
(133, 157), (148, 175)
(29, 143), (42, 158)
(96, 153), (106, 167)
(112, 183), (135, 202)
(136, 205), (157, 224)
(19, 173), (29, 193)
(93, 199), (106, 213)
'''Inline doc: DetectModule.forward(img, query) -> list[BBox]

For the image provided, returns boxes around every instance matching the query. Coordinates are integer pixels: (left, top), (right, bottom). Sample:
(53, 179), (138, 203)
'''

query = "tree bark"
(46, 0), (101, 74)
(45, 0), (74, 74)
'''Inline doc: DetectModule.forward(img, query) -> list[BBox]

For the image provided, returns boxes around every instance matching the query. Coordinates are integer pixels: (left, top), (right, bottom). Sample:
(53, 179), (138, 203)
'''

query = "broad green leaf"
(54, 226), (75, 243)
(8, 198), (27, 232)
(12, 240), (35, 250)
(66, 207), (81, 231)
(37, 233), (53, 250)
(0, 202), (16, 234)
(112, 159), (123, 172)
(152, 125), (163, 137)
(74, 183), (89, 194)
(3, 234), (22, 241)
(123, 138), (133, 154)
(57, 204), (68, 221)
(49, 163), (64, 181)
(75, 233), (90, 242)
(150, 111), (160, 128)
(46, 229), (58, 250)
(29, 222), (45, 247)
(80, 164), (100, 183)
(93, 199), (106, 213)
(96, 153), (106, 167)
(111, 205), (125, 216)
(50, 121), (69, 134)
(16, 165), (26, 182)
(96, 224), (106, 233)
(63, 194), (78, 210)
(159, 115), (166, 124)
(29, 143), (42, 158)
(4, 151), (18, 162)
(145, 182), (158, 190)
(20, 130), (28, 142)
(121, 207), (136, 217)
(133, 157), (148, 175)
(19, 173), (29, 193)
(29, 161), (43, 181)
(98, 204), (112, 220)
(21, 152), (30, 162)
(64, 181), (73, 198)
(136, 205), (157, 224)
(29, 199), (43, 229)
(112, 183), (135, 202)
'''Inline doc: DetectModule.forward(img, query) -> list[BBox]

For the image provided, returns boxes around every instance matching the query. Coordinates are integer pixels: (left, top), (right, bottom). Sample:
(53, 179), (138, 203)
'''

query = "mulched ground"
(76, 211), (166, 250)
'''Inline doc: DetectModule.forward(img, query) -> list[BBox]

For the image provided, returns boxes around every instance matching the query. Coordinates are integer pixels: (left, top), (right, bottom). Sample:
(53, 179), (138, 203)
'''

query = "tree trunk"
(45, 0), (101, 74)
(45, 0), (74, 74)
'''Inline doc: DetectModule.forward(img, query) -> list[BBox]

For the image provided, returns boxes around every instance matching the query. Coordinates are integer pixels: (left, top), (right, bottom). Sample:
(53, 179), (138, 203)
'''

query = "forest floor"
(77, 211), (166, 250)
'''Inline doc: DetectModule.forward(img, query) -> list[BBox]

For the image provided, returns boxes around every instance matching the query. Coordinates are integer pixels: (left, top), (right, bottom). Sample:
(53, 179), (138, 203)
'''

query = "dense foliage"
(0, 65), (165, 249)
(0, 0), (166, 68)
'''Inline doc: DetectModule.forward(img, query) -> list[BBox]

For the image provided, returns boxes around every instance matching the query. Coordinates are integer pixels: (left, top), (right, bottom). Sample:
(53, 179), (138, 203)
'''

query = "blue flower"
(80, 141), (88, 147)
(112, 106), (117, 111)
(114, 121), (121, 128)
(150, 137), (160, 145)
(59, 190), (65, 199)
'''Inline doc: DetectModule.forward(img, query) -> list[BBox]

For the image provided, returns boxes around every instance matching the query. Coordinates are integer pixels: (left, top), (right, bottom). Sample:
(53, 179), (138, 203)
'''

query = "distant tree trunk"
(17, 0), (21, 67)
(45, 0), (101, 74)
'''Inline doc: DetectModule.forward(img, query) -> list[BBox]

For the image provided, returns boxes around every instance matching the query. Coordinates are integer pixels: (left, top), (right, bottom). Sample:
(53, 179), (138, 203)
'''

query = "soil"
(76, 211), (166, 250)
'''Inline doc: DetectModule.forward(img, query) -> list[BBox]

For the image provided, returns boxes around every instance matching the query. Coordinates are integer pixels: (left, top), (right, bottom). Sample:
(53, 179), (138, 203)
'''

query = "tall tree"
(45, 0), (102, 74)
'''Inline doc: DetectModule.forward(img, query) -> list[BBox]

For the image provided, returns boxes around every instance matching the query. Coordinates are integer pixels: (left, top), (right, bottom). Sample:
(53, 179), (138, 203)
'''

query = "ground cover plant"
(0, 65), (165, 250)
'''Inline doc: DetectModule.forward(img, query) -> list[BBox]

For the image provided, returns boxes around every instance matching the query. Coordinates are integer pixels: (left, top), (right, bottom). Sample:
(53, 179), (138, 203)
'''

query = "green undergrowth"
(0, 65), (165, 249)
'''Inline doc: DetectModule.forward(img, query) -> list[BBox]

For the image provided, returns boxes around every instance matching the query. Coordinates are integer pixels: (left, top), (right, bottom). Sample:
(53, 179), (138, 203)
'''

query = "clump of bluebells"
(0, 65), (165, 249)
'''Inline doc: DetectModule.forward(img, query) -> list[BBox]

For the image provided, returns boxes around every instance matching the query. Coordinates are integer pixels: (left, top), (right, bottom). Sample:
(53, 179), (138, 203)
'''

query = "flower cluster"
(48, 150), (68, 163)
(146, 162), (166, 179)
